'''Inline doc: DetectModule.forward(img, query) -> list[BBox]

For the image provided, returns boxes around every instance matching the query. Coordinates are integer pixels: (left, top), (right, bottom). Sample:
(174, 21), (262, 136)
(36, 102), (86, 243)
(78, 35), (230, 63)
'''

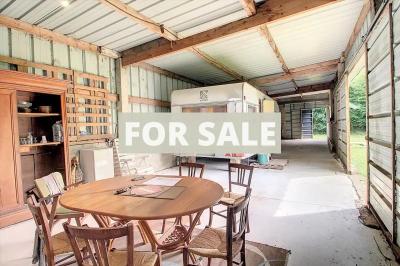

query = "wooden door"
(0, 89), (23, 213)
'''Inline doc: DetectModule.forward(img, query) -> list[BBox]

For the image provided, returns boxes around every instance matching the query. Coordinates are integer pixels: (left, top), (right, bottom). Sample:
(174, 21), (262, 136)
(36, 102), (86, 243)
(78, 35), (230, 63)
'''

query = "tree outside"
(349, 71), (367, 177)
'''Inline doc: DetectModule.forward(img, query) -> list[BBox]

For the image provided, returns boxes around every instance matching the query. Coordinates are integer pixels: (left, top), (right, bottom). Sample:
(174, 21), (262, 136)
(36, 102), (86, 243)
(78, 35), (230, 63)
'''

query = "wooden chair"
(209, 163), (253, 232)
(161, 162), (205, 234)
(184, 190), (251, 266)
(63, 222), (158, 266)
(35, 172), (84, 229)
(27, 196), (87, 266)
(179, 162), (205, 178)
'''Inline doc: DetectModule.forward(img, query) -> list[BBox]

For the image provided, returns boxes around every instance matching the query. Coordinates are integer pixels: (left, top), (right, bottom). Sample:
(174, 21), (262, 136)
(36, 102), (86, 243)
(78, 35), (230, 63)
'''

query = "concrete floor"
(0, 139), (398, 265)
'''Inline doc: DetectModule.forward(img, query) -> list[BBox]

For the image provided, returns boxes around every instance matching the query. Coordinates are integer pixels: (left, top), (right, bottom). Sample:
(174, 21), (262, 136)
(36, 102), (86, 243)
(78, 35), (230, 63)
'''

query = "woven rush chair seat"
(81, 250), (158, 266)
(219, 191), (245, 206)
(50, 231), (86, 256)
(188, 228), (243, 259)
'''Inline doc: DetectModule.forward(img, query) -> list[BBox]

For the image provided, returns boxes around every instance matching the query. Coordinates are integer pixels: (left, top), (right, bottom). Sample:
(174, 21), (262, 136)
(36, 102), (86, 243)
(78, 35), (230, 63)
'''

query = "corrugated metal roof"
(0, 0), (363, 94)
(198, 28), (283, 78)
(268, 0), (364, 68)
(147, 50), (235, 85)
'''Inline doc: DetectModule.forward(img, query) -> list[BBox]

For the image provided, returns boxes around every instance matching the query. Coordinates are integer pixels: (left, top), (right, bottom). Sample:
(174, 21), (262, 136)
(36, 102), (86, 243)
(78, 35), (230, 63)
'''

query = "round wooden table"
(60, 175), (224, 255)
(60, 175), (223, 220)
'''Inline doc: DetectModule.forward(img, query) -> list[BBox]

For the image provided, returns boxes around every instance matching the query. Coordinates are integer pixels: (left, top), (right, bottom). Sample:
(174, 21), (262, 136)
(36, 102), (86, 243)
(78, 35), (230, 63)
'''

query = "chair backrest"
(63, 222), (135, 266)
(226, 190), (251, 260)
(179, 162), (205, 178)
(35, 172), (65, 198)
(228, 163), (254, 193)
(27, 196), (55, 265)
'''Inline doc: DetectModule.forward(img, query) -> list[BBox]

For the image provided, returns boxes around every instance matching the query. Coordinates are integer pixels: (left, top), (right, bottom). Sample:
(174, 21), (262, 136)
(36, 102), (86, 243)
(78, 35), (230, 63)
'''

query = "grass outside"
(313, 133), (327, 140)
(350, 130), (367, 177)
(312, 131), (366, 177)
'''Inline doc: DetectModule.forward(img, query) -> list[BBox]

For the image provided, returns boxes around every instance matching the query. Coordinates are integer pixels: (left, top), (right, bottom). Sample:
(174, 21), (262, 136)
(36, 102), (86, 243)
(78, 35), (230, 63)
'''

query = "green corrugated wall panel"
(0, 26), (9, 56)
(11, 29), (32, 60)
(109, 58), (116, 93)
(167, 77), (173, 101)
(147, 70), (155, 100)
(33, 37), (51, 65)
(69, 46), (83, 72)
(0, 62), (9, 69)
(53, 42), (69, 68)
(139, 68), (147, 98)
(154, 72), (161, 100)
(130, 66), (139, 97)
(98, 55), (110, 78)
(85, 51), (98, 74)
(160, 75), (167, 101)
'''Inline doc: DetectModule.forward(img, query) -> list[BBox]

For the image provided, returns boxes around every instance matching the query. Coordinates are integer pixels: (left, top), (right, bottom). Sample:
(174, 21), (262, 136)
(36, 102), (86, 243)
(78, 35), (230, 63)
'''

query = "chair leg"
(241, 234), (246, 266)
(246, 209), (250, 233)
(156, 250), (162, 266)
(183, 247), (189, 266)
(161, 219), (166, 234)
(208, 258), (212, 266)
(208, 207), (213, 227)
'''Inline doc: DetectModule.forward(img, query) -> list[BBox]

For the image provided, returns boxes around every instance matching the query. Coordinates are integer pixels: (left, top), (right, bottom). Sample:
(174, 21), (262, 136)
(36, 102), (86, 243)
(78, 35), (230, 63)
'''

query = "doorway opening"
(349, 65), (367, 178)
(312, 107), (328, 140)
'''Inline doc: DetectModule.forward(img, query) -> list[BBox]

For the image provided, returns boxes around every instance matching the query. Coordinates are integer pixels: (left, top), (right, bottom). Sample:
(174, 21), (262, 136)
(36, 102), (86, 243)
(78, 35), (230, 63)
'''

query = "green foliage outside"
(313, 107), (327, 134)
(350, 70), (367, 177)
(349, 72), (366, 131)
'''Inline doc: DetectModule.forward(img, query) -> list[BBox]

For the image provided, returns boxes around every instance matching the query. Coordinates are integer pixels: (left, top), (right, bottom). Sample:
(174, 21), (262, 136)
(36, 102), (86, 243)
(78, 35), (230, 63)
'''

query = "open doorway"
(313, 107), (328, 140)
(349, 64), (367, 178)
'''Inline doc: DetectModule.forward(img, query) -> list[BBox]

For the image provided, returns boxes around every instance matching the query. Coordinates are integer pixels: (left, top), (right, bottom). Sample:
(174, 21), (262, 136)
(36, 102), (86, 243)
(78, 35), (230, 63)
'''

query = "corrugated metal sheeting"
(334, 80), (348, 168)
(146, 0), (364, 91)
(267, 0), (364, 69)
(280, 101), (328, 139)
(392, 0), (400, 244)
(0, 0), (262, 52)
(126, 64), (197, 112)
(367, 7), (394, 235)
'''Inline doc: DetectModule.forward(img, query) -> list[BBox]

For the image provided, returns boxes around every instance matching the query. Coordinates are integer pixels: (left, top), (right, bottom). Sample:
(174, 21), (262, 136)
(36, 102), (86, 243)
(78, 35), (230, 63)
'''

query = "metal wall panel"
(367, 6), (395, 240)
(393, 0), (400, 246)
(53, 42), (69, 68)
(0, 26), (9, 56)
(10, 29), (32, 61)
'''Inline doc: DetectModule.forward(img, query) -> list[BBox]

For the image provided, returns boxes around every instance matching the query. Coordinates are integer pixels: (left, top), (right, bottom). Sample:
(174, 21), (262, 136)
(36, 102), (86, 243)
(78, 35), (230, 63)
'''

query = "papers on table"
(143, 176), (182, 187)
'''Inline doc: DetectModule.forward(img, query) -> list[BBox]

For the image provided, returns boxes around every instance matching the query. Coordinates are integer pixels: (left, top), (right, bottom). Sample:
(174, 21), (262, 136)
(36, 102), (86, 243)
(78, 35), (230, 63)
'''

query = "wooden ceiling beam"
(0, 15), (119, 58)
(98, 0), (178, 41)
(270, 82), (333, 98)
(190, 48), (244, 81)
(240, 0), (257, 16)
(250, 59), (339, 85)
(99, 0), (244, 80)
(258, 24), (299, 90)
(121, 0), (339, 66)
(344, 0), (371, 58)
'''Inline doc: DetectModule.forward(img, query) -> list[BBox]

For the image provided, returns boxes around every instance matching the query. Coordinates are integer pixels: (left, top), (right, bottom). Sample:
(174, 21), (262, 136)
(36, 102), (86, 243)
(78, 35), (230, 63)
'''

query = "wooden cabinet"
(0, 70), (69, 228)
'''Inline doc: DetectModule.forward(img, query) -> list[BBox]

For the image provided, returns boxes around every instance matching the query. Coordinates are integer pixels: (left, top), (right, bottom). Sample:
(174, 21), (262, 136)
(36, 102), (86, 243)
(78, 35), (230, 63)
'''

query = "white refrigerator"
(80, 148), (115, 182)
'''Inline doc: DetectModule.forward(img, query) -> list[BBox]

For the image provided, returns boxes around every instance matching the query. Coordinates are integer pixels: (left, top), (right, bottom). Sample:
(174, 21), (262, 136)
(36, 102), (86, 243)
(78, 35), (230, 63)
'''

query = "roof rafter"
(270, 82), (333, 98)
(0, 15), (119, 58)
(99, 0), (244, 80)
(258, 24), (299, 91)
(240, 0), (257, 16)
(98, 0), (178, 41)
(121, 0), (339, 66)
(250, 59), (339, 85)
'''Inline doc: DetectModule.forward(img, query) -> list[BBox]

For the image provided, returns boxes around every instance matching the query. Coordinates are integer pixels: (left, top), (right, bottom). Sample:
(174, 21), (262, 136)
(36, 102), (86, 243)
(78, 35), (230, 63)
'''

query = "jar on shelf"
(52, 121), (63, 142)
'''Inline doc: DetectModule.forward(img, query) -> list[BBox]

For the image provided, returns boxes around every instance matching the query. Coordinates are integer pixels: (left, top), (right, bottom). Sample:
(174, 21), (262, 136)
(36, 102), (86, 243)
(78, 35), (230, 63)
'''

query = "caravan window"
(182, 105), (227, 113)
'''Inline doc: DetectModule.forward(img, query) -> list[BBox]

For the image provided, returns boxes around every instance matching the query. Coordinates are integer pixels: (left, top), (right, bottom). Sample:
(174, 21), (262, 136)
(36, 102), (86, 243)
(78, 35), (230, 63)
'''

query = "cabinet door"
(0, 89), (22, 212)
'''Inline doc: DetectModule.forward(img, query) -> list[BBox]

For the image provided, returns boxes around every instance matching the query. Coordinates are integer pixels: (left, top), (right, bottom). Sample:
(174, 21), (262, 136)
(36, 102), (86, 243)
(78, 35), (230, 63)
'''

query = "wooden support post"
(345, 73), (351, 174)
